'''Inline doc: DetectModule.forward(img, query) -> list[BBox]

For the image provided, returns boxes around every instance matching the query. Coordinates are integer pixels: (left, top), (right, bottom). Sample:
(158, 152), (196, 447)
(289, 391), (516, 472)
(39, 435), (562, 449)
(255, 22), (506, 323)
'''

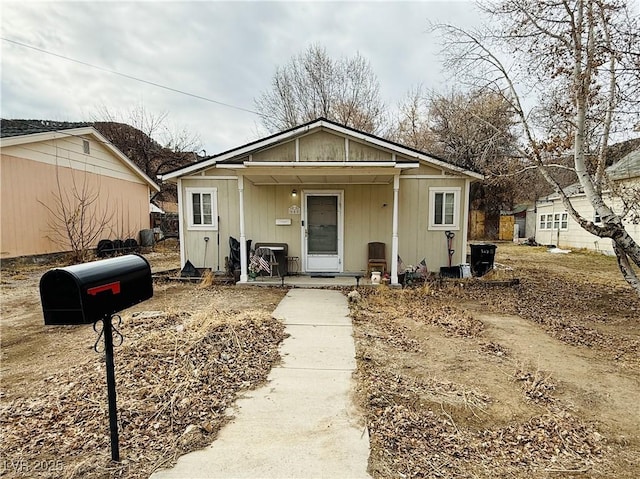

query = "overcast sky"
(1, 1), (483, 154)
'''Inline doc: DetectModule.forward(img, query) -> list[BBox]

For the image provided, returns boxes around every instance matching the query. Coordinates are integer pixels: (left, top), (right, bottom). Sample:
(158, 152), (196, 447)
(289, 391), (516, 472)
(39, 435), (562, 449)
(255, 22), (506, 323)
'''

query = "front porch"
(241, 273), (376, 289)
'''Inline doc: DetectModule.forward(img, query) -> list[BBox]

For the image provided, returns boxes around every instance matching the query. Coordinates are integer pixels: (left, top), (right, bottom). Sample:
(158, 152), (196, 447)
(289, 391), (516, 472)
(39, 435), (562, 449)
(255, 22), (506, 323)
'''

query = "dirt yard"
(353, 243), (639, 478)
(0, 249), (287, 478)
(1, 243), (638, 478)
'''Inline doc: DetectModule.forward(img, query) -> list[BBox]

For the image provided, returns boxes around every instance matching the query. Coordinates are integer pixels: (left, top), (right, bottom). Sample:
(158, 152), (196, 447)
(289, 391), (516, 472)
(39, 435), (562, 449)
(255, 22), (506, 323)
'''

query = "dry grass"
(352, 243), (639, 478)
(0, 284), (287, 479)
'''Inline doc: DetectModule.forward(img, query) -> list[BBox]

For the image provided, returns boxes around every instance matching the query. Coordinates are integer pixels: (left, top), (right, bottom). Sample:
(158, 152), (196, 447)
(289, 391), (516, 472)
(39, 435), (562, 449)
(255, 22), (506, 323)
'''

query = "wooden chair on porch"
(367, 242), (387, 275)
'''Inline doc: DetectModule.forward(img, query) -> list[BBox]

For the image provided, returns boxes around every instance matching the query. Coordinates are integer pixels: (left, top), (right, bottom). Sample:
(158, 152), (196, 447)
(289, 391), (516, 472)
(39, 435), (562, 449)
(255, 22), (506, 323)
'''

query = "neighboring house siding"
(535, 192), (640, 254)
(3, 134), (144, 184)
(1, 135), (152, 258)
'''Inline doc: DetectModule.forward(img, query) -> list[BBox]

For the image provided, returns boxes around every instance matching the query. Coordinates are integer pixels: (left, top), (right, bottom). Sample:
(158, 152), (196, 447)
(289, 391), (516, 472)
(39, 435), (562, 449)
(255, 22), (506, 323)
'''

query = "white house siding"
(168, 120), (481, 277)
(535, 192), (640, 255)
(178, 176), (239, 270)
(399, 175), (468, 271)
(175, 174), (467, 272)
(178, 173), (470, 273)
(178, 177), (395, 272)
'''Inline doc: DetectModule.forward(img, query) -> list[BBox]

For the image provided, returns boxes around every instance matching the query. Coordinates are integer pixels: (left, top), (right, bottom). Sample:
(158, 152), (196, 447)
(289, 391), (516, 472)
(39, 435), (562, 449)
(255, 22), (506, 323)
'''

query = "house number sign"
(288, 205), (301, 215)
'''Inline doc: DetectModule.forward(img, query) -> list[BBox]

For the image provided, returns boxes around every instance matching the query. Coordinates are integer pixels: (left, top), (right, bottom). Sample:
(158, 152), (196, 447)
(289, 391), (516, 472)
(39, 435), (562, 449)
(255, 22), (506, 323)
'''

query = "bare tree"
(389, 84), (435, 151)
(427, 89), (523, 236)
(93, 104), (201, 204)
(40, 157), (114, 263)
(390, 86), (522, 236)
(434, 0), (640, 295)
(255, 44), (385, 133)
(94, 104), (201, 177)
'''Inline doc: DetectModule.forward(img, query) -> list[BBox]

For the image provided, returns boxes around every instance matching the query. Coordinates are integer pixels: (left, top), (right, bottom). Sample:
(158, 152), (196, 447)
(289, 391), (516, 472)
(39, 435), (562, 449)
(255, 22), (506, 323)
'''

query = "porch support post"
(461, 178), (471, 265)
(177, 178), (186, 268)
(238, 175), (248, 283)
(391, 174), (400, 285)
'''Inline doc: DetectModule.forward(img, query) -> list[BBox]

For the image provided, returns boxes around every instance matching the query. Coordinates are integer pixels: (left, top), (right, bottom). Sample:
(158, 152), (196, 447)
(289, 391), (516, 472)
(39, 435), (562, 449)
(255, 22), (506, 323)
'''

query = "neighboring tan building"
(535, 148), (640, 254)
(0, 122), (160, 259)
(159, 118), (483, 285)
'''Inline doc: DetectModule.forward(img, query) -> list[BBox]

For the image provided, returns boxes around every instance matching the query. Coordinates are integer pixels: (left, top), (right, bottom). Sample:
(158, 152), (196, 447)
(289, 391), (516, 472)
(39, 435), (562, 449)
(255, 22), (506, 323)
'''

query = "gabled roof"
(0, 119), (92, 137)
(0, 124), (160, 192)
(606, 148), (640, 181)
(159, 117), (484, 181)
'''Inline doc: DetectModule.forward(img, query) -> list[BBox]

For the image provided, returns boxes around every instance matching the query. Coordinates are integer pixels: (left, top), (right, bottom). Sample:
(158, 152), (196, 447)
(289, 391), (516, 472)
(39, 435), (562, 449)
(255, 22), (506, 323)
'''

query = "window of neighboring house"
(539, 212), (568, 231)
(186, 187), (218, 230)
(82, 139), (90, 154)
(429, 187), (460, 230)
(594, 211), (602, 224)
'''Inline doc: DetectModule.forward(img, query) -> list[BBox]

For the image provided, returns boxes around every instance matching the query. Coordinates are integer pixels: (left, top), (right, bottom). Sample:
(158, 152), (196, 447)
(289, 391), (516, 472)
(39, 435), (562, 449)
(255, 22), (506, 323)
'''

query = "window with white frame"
(429, 187), (460, 230)
(539, 212), (569, 230)
(186, 187), (218, 230)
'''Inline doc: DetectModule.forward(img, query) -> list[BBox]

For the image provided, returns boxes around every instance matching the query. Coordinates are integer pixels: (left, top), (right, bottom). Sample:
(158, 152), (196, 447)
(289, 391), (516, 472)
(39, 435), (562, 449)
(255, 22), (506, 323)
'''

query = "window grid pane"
(561, 213), (568, 229)
(192, 193), (202, 225)
(434, 193), (443, 225)
(444, 193), (455, 225)
(202, 193), (212, 224)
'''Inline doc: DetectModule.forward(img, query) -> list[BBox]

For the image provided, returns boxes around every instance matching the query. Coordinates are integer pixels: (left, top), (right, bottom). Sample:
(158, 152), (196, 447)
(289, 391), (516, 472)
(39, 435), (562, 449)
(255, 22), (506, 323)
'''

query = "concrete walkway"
(151, 289), (370, 479)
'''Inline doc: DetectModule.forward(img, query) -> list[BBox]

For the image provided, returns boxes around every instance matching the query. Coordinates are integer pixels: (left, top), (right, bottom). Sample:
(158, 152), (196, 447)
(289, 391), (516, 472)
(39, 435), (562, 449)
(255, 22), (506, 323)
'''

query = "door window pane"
(307, 196), (338, 254)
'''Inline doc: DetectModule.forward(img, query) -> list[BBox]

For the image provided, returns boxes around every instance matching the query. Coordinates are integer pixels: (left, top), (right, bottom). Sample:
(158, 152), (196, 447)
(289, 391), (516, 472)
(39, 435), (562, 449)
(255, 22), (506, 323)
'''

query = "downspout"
(238, 175), (248, 283)
(391, 174), (400, 285)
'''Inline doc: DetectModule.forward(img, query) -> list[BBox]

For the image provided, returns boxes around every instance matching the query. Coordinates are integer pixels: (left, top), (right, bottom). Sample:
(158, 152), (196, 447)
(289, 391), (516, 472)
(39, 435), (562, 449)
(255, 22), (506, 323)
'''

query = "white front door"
(303, 191), (343, 273)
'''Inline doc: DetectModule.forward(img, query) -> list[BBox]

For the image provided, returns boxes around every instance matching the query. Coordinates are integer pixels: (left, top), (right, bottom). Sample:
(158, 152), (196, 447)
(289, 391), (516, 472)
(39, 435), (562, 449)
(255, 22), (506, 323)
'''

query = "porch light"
(291, 189), (297, 197)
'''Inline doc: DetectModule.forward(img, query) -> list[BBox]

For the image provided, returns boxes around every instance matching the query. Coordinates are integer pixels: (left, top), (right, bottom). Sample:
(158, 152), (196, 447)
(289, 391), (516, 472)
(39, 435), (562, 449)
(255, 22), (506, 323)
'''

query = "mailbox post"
(103, 314), (120, 461)
(40, 254), (153, 462)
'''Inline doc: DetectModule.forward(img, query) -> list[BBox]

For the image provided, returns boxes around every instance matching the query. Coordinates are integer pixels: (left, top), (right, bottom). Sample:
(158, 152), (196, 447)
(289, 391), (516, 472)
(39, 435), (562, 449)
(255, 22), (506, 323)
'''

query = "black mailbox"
(40, 254), (153, 325)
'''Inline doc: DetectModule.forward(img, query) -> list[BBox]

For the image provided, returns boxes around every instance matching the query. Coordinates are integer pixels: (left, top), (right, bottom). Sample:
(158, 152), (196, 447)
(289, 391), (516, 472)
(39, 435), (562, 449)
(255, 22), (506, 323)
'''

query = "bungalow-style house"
(0, 121), (160, 258)
(159, 118), (483, 285)
(535, 148), (640, 254)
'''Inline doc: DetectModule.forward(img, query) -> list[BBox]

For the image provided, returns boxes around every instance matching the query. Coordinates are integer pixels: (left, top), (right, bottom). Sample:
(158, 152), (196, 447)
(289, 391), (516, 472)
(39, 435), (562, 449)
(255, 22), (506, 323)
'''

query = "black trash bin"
(470, 244), (497, 277)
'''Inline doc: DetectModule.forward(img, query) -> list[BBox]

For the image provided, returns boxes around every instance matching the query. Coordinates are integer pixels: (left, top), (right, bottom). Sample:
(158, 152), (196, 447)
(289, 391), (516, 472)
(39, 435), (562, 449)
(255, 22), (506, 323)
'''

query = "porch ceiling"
(241, 165), (399, 185)
(246, 174), (394, 185)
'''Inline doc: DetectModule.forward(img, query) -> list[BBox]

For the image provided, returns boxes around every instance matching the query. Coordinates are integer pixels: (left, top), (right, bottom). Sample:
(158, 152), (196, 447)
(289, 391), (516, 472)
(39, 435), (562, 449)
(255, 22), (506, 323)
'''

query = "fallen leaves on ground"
(449, 271), (640, 364)
(352, 286), (616, 478)
(0, 305), (286, 479)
